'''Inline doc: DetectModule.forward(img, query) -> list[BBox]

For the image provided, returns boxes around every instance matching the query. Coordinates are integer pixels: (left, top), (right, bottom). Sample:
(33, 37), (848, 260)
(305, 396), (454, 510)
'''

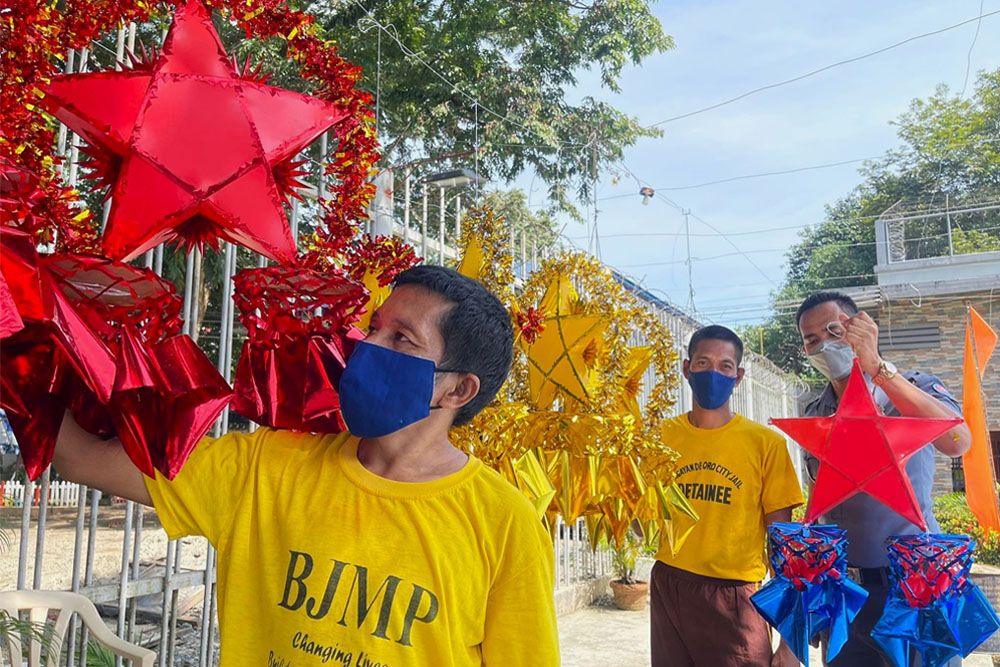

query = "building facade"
(844, 214), (1000, 497)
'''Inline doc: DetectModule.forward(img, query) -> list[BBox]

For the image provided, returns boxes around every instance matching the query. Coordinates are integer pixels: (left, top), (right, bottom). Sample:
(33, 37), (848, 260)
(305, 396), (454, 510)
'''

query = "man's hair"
(394, 265), (513, 426)
(687, 325), (744, 366)
(795, 291), (859, 331)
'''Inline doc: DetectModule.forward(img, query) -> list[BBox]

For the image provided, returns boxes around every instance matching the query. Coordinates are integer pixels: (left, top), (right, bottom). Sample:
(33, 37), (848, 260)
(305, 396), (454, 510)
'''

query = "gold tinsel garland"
(450, 206), (698, 551)
(515, 252), (680, 442)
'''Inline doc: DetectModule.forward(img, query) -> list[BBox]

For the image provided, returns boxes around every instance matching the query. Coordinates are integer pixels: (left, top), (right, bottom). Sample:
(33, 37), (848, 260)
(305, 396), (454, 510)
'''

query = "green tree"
(754, 69), (1000, 375)
(86, 1), (672, 219)
(296, 0), (673, 217)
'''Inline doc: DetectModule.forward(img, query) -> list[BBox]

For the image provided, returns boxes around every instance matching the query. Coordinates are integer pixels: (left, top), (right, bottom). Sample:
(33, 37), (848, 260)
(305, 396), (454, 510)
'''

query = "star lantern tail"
(151, 335), (233, 480)
(110, 325), (159, 478)
(963, 308), (1000, 533)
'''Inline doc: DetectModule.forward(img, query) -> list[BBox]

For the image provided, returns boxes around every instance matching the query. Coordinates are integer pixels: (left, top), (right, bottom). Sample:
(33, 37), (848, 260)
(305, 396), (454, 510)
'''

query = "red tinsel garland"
(0, 0), (379, 258)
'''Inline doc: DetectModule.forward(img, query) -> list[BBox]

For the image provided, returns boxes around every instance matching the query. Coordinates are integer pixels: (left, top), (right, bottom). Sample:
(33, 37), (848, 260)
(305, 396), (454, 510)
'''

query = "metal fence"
(554, 517), (613, 591)
(875, 195), (1000, 264)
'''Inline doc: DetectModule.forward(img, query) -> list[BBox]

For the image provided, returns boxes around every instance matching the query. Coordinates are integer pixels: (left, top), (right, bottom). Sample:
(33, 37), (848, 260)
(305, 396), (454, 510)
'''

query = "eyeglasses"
(825, 321), (846, 339)
(805, 321), (846, 353)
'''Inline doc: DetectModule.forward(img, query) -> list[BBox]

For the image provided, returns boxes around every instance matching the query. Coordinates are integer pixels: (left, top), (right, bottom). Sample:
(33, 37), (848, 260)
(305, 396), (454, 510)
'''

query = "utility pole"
(684, 209), (695, 314)
(591, 134), (601, 260)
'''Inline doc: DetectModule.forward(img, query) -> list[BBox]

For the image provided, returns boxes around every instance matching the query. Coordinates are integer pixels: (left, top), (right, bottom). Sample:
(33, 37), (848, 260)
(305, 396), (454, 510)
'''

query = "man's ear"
(734, 367), (746, 388)
(682, 359), (690, 380)
(436, 373), (481, 412)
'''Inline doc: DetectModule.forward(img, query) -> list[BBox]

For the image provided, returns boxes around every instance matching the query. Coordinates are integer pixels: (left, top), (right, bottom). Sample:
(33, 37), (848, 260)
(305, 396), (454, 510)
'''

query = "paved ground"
(558, 603), (998, 666)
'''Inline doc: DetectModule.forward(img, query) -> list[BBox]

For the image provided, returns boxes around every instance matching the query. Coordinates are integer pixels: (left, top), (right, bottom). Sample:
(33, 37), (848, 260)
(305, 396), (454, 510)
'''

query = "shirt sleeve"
(907, 372), (962, 416)
(762, 434), (805, 515)
(802, 451), (820, 483)
(481, 519), (560, 666)
(144, 428), (267, 546)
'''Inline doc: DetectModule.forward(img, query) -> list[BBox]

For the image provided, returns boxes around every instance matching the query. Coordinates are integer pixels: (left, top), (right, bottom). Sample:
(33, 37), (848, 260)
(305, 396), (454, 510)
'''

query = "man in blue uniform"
(796, 291), (972, 667)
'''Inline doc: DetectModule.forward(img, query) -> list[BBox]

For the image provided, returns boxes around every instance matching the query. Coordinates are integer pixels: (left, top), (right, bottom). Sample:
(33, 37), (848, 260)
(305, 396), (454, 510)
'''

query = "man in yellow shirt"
(53, 265), (559, 666)
(652, 325), (803, 667)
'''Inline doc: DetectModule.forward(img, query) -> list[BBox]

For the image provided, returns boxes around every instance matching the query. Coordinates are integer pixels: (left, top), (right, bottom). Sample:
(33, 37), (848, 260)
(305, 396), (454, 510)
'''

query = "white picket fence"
(1, 480), (81, 507)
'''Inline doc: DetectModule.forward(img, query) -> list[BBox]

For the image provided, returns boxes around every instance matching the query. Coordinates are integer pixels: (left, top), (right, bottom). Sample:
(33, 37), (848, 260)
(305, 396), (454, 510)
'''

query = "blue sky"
(511, 0), (1000, 328)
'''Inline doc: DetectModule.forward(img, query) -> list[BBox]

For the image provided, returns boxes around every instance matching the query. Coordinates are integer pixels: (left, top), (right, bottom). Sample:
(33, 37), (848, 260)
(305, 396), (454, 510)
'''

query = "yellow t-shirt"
(145, 428), (559, 667)
(655, 413), (803, 582)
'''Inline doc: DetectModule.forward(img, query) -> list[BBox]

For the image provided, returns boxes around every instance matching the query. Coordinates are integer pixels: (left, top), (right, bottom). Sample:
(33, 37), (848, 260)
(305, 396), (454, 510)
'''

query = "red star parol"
(771, 360), (963, 531)
(40, 0), (352, 264)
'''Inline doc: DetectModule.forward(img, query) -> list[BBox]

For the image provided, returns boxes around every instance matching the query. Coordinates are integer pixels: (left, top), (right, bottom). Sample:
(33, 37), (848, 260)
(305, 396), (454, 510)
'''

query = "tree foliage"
(82, 1), (672, 220)
(303, 0), (672, 217)
(752, 69), (1000, 376)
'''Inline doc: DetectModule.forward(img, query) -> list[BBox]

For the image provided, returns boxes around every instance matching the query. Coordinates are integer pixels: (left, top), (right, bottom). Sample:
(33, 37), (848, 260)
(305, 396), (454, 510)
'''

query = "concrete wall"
(971, 564), (1000, 653)
(867, 290), (1000, 496)
(554, 576), (614, 616)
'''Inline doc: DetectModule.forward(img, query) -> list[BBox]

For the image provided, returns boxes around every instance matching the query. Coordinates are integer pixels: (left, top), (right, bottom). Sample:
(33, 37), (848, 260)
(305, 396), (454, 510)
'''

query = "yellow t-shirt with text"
(145, 428), (559, 667)
(655, 413), (803, 582)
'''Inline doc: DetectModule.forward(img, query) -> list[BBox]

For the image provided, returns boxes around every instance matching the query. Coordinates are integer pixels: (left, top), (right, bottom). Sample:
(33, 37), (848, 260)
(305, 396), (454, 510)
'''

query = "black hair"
(394, 265), (513, 426)
(687, 325), (743, 366)
(795, 291), (859, 331)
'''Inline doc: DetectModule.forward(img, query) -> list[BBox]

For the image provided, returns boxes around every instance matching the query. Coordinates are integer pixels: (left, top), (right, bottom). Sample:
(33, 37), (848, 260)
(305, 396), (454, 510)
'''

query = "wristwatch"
(871, 359), (898, 387)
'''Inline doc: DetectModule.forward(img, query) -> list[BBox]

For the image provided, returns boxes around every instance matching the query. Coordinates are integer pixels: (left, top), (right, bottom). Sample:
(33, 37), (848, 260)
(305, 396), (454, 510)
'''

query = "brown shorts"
(650, 561), (772, 667)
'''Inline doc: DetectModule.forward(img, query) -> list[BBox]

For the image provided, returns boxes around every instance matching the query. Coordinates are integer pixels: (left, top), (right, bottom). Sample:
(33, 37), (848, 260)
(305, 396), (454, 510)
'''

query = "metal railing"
(875, 196), (1000, 265)
(554, 517), (614, 591)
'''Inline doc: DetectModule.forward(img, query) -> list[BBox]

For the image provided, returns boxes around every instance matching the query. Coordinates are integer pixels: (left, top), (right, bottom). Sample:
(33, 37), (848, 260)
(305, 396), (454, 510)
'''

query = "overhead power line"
(655, 157), (875, 191)
(611, 224), (1000, 269)
(648, 8), (1000, 127)
(961, 0), (987, 99)
(597, 137), (1000, 200)
(584, 198), (1000, 240)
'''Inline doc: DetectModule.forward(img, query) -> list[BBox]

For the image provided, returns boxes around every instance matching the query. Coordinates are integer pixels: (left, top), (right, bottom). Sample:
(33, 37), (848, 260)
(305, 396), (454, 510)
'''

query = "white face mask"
(807, 340), (855, 382)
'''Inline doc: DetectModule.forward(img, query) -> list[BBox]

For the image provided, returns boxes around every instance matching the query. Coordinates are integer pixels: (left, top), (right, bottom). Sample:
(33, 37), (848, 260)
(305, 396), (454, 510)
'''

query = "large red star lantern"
(39, 0), (352, 264)
(772, 360), (962, 530)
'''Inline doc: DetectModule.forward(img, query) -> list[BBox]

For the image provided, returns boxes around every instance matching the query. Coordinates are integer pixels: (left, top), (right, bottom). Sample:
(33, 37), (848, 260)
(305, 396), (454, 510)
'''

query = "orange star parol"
(40, 0), (352, 263)
(771, 360), (962, 531)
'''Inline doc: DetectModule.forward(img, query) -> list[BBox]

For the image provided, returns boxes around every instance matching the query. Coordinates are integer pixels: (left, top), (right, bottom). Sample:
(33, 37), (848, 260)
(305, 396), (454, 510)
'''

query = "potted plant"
(609, 529), (650, 611)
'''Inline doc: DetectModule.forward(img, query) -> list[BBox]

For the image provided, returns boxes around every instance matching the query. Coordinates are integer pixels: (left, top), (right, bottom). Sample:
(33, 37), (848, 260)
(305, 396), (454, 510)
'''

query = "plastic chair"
(0, 589), (155, 667)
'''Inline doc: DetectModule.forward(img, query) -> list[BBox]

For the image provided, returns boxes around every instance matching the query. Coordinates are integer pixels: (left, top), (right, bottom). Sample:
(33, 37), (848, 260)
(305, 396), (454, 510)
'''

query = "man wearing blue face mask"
(796, 291), (971, 667)
(52, 265), (559, 666)
(650, 325), (804, 667)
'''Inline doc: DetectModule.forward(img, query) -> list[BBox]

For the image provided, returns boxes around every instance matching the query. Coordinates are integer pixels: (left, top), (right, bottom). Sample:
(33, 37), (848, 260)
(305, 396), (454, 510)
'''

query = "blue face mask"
(338, 341), (467, 438)
(687, 369), (738, 410)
